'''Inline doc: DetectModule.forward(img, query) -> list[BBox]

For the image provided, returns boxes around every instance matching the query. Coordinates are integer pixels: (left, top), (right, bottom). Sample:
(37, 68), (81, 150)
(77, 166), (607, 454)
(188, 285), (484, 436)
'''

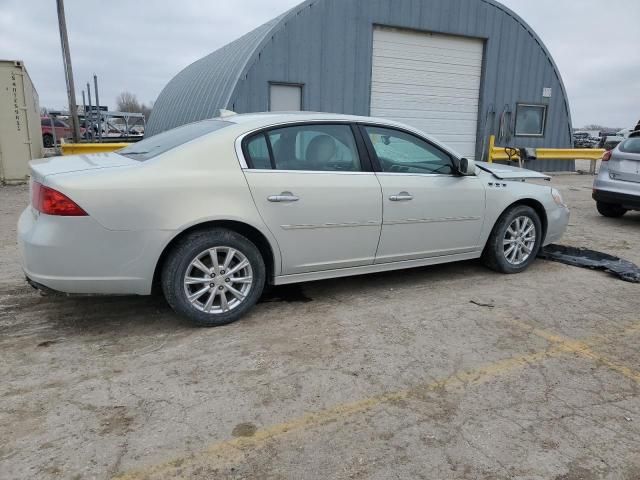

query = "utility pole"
(86, 82), (93, 141)
(56, 0), (81, 142)
(94, 74), (102, 142)
(81, 90), (87, 137)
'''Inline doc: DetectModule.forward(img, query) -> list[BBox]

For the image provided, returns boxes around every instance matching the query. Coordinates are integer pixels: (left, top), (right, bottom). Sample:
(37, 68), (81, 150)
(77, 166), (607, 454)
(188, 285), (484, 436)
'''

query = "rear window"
(119, 120), (232, 161)
(619, 138), (640, 154)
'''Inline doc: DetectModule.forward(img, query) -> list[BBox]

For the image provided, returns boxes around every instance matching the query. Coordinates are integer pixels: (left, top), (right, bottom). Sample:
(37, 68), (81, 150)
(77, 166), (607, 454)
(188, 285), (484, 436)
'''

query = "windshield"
(118, 120), (233, 161)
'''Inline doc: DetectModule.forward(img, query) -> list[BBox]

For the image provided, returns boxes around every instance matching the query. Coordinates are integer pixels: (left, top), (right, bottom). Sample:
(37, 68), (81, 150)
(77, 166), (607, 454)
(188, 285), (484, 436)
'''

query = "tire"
(161, 229), (266, 327)
(482, 205), (543, 274)
(596, 202), (627, 218)
(43, 134), (54, 148)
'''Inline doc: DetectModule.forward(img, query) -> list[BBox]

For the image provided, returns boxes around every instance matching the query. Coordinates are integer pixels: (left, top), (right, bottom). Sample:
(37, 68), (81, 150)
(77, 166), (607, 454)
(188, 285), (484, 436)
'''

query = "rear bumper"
(593, 190), (640, 210)
(18, 207), (171, 295)
(593, 163), (640, 210)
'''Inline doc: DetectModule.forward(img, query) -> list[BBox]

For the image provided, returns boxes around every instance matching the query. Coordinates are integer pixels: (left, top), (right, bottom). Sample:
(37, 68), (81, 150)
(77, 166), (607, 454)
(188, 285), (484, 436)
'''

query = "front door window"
(363, 126), (455, 175)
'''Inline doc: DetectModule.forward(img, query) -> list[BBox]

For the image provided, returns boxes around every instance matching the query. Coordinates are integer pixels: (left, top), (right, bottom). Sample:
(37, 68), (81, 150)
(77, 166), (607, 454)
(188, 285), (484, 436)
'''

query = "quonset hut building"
(147, 0), (574, 171)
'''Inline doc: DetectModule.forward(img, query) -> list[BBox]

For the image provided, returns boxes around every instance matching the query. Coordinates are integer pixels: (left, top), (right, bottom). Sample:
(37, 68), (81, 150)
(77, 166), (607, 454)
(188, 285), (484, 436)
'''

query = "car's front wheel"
(162, 229), (266, 327)
(596, 201), (627, 218)
(482, 205), (543, 274)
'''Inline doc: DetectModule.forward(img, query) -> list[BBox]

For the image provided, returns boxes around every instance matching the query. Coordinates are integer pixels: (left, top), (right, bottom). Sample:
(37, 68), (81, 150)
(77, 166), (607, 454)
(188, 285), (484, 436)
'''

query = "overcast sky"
(1, 0), (638, 128)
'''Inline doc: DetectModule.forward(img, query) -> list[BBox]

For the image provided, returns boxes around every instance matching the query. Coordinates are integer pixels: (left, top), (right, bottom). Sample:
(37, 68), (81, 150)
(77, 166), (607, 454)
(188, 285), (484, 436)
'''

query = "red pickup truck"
(41, 117), (86, 147)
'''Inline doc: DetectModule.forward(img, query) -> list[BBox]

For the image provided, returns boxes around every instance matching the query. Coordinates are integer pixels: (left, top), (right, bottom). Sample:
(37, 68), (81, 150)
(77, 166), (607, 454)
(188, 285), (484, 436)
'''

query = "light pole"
(94, 74), (102, 142)
(56, 0), (81, 143)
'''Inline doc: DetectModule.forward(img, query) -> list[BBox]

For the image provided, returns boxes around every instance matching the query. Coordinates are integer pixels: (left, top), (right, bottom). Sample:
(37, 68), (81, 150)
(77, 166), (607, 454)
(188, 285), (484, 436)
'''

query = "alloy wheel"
(183, 247), (253, 314)
(503, 216), (537, 266)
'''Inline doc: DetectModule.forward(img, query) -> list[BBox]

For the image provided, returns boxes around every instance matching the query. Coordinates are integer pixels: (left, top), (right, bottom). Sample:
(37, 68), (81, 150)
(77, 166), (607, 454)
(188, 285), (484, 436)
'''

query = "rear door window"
(245, 134), (272, 169)
(244, 124), (363, 172)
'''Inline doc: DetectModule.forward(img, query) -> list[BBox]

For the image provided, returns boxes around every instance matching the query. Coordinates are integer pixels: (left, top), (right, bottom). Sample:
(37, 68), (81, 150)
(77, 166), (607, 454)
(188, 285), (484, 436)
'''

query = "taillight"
(31, 181), (87, 216)
(602, 151), (612, 162)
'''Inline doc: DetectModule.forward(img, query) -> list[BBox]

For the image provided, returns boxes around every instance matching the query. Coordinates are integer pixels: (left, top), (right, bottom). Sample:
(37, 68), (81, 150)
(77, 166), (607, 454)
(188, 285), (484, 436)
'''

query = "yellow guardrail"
(487, 135), (605, 163)
(60, 135), (607, 165)
(60, 142), (129, 156)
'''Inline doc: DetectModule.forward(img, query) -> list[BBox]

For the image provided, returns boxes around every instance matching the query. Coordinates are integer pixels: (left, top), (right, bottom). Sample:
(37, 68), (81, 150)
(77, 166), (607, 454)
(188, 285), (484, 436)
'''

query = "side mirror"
(458, 158), (477, 176)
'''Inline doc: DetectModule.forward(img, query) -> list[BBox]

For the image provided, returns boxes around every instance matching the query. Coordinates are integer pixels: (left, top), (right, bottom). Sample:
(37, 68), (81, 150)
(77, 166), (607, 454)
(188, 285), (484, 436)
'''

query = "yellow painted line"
(115, 320), (640, 479)
(506, 318), (640, 384)
(587, 355), (640, 384)
(588, 321), (640, 342)
(113, 347), (566, 480)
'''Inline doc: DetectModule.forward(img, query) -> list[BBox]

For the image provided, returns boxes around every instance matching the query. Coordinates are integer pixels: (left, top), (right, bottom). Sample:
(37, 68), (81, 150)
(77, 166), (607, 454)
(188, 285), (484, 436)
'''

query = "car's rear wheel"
(162, 229), (266, 327)
(596, 201), (627, 218)
(482, 205), (543, 274)
(43, 133), (54, 148)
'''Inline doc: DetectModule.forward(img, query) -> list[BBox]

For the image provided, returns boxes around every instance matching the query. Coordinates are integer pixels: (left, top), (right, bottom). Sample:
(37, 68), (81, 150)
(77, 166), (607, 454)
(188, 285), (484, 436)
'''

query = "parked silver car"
(593, 137), (640, 217)
(19, 112), (569, 326)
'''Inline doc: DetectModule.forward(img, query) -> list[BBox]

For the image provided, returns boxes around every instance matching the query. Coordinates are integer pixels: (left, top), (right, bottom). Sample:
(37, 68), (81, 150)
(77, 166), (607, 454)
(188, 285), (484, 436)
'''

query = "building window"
(515, 104), (547, 137)
(269, 83), (303, 112)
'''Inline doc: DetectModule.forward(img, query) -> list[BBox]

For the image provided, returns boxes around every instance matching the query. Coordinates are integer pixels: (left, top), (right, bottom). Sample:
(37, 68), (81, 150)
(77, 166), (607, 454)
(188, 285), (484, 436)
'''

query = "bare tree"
(116, 92), (154, 120)
(116, 91), (142, 113)
(581, 124), (624, 132)
(582, 124), (607, 131)
(140, 100), (154, 121)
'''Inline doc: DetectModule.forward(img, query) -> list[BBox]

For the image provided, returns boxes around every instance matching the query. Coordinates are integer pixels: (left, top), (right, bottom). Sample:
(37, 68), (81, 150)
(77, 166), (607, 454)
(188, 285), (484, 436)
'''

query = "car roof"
(227, 111), (390, 125)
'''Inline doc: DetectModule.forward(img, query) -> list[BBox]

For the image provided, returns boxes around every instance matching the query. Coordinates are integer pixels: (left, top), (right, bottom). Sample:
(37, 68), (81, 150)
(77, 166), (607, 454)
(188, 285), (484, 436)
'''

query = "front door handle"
(268, 192), (300, 203)
(389, 192), (414, 202)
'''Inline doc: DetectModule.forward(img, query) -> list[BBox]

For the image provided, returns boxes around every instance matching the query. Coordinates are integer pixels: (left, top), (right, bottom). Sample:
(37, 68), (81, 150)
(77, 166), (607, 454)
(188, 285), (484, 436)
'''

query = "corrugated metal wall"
(148, 0), (574, 172)
(147, 14), (286, 135)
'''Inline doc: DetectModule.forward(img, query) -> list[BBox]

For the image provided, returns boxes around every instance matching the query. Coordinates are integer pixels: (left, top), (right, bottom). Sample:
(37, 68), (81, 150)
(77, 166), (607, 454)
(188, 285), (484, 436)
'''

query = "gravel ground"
(1, 174), (639, 480)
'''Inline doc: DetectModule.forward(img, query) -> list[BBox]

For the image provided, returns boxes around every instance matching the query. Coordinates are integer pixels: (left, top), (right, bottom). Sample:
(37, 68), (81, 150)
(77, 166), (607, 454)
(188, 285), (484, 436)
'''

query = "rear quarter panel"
(43, 131), (283, 274)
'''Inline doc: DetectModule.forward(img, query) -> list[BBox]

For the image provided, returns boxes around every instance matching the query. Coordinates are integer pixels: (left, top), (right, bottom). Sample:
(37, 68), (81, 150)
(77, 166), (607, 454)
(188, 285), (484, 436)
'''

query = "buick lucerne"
(19, 113), (570, 326)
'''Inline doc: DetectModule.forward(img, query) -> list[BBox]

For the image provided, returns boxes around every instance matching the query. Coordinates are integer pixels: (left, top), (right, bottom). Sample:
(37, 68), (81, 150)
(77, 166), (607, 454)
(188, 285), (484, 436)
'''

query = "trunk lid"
(475, 161), (551, 181)
(29, 152), (138, 183)
(609, 151), (640, 184)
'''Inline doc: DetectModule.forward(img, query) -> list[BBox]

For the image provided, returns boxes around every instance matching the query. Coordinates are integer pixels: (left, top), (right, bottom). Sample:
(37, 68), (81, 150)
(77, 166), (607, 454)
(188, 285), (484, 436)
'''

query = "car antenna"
(218, 109), (237, 118)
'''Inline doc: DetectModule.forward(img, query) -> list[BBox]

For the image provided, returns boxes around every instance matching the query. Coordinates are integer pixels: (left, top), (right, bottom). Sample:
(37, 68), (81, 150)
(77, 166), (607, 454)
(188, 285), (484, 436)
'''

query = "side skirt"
(273, 251), (482, 285)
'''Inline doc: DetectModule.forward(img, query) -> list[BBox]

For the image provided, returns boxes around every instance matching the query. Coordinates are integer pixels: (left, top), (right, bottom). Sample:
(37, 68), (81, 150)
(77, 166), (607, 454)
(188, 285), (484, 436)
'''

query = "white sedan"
(18, 112), (569, 326)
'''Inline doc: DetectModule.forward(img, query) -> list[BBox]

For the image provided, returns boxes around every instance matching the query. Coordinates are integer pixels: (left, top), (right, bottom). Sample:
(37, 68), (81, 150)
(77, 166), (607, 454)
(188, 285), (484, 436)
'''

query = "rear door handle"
(268, 192), (300, 203)
(389, 192), (414, 202)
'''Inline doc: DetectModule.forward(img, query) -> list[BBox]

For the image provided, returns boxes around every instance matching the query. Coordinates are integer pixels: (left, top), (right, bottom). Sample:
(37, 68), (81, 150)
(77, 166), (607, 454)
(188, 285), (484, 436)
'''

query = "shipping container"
(0, 60), (42, 184)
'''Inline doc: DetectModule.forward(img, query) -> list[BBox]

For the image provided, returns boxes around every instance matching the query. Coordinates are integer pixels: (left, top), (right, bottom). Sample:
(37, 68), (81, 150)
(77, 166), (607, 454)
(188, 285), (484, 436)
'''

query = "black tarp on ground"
(539, 245), (640, 283)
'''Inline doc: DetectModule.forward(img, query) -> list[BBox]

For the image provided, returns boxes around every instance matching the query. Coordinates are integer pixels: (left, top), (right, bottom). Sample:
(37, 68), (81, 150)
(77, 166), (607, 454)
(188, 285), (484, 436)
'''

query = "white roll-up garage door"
(371, 27), (484, 159)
